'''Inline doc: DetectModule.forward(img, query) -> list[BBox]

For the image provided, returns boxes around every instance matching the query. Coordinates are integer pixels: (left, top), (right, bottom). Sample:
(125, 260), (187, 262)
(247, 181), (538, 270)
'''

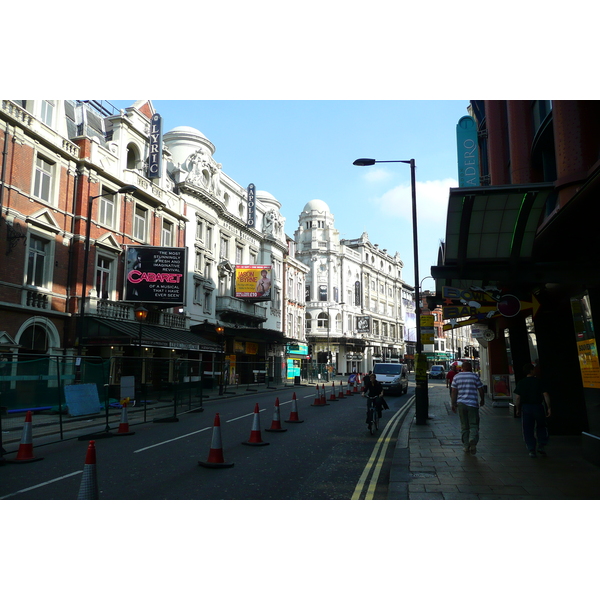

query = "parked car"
(429, 365), (446, 379)
(372, 362), (409, 395)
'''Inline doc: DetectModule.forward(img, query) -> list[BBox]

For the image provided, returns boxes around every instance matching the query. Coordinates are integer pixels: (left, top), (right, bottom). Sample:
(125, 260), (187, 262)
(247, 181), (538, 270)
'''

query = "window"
(235, 245), (243, 264)
(219, 236), (229, 259)
(195, 251), (202, 273)
(306, 313), (312, 330)
(126, 143), (140, 170)
(319, 285), (328, 301)
(206, 226), (213, 251)
(249, 251), (257, 265)
(33, 156), (53, 202)
(99, 194), (115, 228)
(317, 312), (329, 329)
(95, 256), (115, 299)
(162, 220), (174, 246)
(204, 291), (212, 313)
(196, 219), (204, 241)
(287, 312), (294, 337)
(204, 259), (211, 280)
(40, 100), (55, 127)
(134, 205), (148, 241)
(27, 236), (49, 287)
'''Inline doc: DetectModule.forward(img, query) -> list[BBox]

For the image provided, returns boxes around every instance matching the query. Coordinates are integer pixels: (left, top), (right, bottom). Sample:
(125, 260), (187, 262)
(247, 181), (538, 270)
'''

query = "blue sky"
(111, 99), (468, 290)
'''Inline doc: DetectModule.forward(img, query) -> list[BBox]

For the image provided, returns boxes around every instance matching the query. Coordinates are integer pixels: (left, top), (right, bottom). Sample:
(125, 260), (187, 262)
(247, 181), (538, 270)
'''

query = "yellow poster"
(235, 265), (272, 299)
(577, 338), (600, 388)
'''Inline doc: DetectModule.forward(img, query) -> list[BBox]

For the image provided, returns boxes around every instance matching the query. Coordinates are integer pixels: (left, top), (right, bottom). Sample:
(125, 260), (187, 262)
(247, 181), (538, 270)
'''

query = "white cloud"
(370, 177), (458, 224)
(363, 167), (393, 183)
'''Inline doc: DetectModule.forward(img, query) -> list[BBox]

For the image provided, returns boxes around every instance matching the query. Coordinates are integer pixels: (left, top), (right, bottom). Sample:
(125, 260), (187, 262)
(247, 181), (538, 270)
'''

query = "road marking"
(0, 470), (83, 500)
(134, 427), (211, 453)
(226, 409), (265, 422)
(351, 396), (415, 500)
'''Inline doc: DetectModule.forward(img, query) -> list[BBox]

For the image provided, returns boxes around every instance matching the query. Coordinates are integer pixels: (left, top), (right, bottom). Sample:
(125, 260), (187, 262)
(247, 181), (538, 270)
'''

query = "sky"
(110, 99), (468, 290)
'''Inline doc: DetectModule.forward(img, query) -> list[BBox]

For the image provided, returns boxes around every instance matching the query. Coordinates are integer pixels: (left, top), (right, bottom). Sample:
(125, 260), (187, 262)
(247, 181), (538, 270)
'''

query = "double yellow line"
(351, 396), (415, 500)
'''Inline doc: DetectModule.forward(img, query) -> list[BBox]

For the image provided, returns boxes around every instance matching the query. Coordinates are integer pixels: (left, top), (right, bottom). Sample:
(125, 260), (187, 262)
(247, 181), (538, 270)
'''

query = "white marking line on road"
(226, 409), (265, 422)
(134, 427), (211, 453)
(0, 470), (83, 500)
(351, 396), (415, 500)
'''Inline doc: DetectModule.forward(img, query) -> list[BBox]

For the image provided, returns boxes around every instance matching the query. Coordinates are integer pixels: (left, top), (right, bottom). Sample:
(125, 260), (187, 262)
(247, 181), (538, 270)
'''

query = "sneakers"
(469, 444), (477, 455)
(463, 445), (470, 453)
(529, 450), (537, 458)
(537, 445), (547, 456)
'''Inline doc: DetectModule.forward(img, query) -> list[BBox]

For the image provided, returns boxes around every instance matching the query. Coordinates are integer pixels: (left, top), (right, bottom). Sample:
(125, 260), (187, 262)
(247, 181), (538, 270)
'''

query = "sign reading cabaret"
(148, 114), (163, 179)
(124, 246), (186, 304)
(247, 183), (256, 228)
(235, 265), (272, 301)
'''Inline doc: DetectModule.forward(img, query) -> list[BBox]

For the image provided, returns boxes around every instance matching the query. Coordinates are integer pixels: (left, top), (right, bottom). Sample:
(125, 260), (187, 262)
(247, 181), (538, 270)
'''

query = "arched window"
(126, 143), (140, 170)
(317, 312), (329, 329)
(305, 313), (312, 330)
(335, 313), (342, 332)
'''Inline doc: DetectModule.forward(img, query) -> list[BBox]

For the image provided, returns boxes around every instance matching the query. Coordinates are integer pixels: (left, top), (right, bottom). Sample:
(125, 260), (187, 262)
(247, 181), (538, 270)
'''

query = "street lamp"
(76, 185), (138, 356)
(134, 305), (148, 401)
(215, 325), (226, 395)
(353, 158), (429, 424)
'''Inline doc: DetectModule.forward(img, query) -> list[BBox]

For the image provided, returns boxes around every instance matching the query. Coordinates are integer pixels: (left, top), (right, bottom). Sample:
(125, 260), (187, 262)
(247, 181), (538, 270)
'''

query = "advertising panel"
(124, 246), (186, 304)
(235, 265), (272, 300)
(247, 184), (256, 227)
(148, 114), (163, 179)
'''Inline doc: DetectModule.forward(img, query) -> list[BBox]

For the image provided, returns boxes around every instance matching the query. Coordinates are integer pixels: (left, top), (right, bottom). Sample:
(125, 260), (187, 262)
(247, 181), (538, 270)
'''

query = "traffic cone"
(242, 404), (270, 446)
(338, 381), (345, 399)
(77, 440), (99, 499)
(265, 398), (287, 432)
(346, 381), (352, 396)
(329, 382), (339, 401)
(6, 411), (43, 463)
(285, 392), (304, 423)
(312, 384), (329, 406)
(199, 413), (235, 468)
(114, 403), (135, 436)
(321, 384), (326, 401)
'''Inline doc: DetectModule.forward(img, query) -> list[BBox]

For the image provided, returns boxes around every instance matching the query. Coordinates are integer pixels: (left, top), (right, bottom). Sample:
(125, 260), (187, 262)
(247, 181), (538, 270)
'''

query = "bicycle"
(366, 395), (382, 435)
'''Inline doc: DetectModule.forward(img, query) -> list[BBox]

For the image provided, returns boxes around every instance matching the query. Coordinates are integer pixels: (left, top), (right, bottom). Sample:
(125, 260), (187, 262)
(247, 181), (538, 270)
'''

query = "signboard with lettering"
(235, 265), (272, 300)
(287, 343), (308, 356)
(148, 114), (163, 179)
(124, 246), (186, 304)
(420, 314), (435, 344)
(356, 316), (370, 333)
(456, 115), (479, 187)
(247, 184), (256, 227)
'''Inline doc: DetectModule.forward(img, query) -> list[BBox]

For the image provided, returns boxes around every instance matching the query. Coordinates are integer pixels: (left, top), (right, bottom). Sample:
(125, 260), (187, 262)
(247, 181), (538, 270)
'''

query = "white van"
(372, 362), (409, 396)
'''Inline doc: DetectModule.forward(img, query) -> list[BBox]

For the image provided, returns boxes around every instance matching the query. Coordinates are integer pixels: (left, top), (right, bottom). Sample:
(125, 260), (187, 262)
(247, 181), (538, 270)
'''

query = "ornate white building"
(294, 199), (412, 375)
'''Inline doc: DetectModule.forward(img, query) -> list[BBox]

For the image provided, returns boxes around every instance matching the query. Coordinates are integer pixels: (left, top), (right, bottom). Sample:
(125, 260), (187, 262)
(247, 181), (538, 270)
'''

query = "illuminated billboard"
(124, 246), (186, 304)
(235, 265), (272, 301)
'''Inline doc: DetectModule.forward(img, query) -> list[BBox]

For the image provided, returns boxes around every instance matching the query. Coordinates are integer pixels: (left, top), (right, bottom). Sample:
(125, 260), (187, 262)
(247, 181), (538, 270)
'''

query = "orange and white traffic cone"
(114, 403), (135, 436)
(199, 413), (235, 468)
(338, 381), (345, 399)
(285, 392), (304, 423)
(329, 382), (338, 401)
(77, 440), (99, 499)
(311, 384), (329, 406)
(6, 411), (43, 463)
(242, 404), (270, 446)
(346, 381), (352, 396)
(266, 398), (287, 432)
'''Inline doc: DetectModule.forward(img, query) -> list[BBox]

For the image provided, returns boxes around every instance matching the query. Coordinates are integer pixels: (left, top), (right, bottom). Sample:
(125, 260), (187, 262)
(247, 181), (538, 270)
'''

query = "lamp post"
(134, 305), (148, 402)
(215, 325), (225, 395)
(76, 185), (138, 358)
(353, 158), (429, 424)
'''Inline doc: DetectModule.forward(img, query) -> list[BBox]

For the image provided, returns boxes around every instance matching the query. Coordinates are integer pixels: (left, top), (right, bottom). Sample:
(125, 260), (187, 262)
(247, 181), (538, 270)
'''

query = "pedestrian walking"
(513, 363), (551, 457)
(451, 361), (485, 454)
(446, 363), (459, 395)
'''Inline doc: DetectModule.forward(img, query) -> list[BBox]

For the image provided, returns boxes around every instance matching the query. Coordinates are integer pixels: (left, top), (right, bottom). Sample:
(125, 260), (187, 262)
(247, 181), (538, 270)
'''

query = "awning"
(432, 183), (556, 291)
(86, 318), (222, 352)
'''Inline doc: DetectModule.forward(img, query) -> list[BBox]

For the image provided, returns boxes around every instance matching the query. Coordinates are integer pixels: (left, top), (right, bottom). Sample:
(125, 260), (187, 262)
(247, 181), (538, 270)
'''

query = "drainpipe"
(0, 122), (10, 217)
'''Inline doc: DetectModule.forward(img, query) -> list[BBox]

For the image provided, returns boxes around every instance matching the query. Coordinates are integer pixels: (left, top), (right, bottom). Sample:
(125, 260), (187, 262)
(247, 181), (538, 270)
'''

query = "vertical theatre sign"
(148, 113), (163, 179)
(456, 115), (479, 187)
(247, 183), (256, 228)
(124, 246), (186, 304)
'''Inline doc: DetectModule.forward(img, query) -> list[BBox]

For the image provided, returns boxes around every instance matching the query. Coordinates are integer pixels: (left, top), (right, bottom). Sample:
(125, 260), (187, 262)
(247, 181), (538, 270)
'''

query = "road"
(0, 382), (414, 500)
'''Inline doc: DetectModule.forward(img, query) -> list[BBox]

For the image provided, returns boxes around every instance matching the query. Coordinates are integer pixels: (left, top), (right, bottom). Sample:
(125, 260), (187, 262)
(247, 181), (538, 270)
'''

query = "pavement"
(388, 381), (600, 500)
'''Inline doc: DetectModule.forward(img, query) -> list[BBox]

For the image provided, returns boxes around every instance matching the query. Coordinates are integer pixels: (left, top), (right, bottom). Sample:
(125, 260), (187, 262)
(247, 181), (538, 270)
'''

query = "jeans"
(457, 403), (480, 448)
(521, 403), (549, 451)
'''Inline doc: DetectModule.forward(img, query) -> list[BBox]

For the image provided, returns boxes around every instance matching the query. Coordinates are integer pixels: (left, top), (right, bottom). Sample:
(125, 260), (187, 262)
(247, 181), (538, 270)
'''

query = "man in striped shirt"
(451, 361), (485, 455)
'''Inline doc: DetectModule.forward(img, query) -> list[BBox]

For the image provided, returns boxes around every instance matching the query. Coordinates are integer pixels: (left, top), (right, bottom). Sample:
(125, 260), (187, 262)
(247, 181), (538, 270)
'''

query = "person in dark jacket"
(514, 363), (551, 457)
(365, 373), (386, 431)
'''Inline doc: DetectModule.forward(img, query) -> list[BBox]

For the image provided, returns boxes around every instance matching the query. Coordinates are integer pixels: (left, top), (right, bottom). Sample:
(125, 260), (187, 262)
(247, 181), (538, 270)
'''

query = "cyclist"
(364, 373), (385, 432)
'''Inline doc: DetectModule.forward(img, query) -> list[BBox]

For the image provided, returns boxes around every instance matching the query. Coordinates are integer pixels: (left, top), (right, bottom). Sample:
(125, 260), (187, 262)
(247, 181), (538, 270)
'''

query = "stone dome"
(302, 199), (330, 214)
(163, 126), (216, 167)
